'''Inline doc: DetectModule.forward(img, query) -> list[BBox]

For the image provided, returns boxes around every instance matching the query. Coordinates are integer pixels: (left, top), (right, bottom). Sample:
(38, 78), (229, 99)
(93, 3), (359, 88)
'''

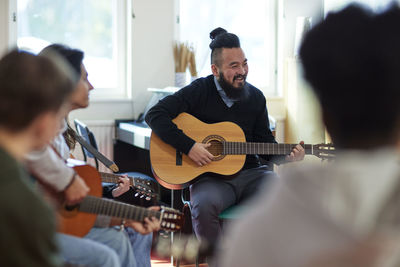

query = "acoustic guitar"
(67, 158), (158, 202)
(58, 160), (183, 237)
(150, 112), (335, 189)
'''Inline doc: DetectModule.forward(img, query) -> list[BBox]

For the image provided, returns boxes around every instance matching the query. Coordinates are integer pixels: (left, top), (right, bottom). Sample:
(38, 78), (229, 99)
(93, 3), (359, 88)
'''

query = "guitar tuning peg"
(140, 195), (145, 199)
(146, 196), (151, 201)
(134, 192), (139, 198)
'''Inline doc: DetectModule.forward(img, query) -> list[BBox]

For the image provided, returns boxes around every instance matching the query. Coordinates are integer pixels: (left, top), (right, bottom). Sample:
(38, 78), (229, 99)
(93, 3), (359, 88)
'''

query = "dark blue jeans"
(189, 165), (275, 245)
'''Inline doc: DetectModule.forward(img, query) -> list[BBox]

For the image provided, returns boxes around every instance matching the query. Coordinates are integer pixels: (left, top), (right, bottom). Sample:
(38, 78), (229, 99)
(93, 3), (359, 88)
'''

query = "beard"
(218, 72), (249, 101)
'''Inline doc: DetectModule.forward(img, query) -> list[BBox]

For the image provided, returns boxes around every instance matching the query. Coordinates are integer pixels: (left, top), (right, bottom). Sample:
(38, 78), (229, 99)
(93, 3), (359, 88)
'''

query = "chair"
(74, 119), (100, 170)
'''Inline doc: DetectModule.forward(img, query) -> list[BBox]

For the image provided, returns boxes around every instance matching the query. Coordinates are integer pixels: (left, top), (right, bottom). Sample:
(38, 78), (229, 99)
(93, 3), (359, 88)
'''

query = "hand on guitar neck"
(125, 206), (161, 234)
(109, 206), (161, 235)
(111, 178), (162, 234)
(188, 140), (306, 167)
(285, 140), (305, 162)
(110, 174), (130, 198)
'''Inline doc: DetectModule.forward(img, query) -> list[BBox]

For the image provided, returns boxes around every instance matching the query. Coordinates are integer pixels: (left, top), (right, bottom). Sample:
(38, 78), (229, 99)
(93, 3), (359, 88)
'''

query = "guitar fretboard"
(223, 142), (313, 155)
(99, 172), (135, 187)
(79, 196), (160, 221)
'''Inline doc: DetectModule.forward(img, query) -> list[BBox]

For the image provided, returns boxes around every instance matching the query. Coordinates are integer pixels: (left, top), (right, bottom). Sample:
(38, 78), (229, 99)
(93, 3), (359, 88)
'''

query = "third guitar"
(149, 112), (334, 189)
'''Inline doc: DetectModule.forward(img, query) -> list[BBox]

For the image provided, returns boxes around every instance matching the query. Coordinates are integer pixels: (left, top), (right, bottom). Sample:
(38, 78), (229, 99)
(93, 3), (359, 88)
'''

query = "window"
(178, 0), (278, 96)
(9, 0), (130, 99)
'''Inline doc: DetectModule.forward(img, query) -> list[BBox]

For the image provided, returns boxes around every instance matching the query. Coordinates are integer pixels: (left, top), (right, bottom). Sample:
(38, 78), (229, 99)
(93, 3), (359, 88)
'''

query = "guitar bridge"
(176, 150), (182, 166)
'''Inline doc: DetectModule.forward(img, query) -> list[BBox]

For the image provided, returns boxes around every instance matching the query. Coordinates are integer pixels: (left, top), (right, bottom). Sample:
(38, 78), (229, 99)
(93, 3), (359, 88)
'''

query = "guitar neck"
(99, 172), (135, 187)
(223, 142), (313, 155)
(79, 196), (160, 221)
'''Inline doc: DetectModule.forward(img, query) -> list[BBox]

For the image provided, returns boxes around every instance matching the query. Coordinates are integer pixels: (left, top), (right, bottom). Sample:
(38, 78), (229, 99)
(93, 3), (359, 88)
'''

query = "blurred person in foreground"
(27, 43), (160, 267)
(218, 3), (400, 267)
(0, 50), (74, 266)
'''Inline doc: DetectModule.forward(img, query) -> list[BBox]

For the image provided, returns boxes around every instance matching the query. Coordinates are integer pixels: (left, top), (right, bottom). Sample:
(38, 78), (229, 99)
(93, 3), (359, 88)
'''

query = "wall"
(0, 0), (8, 56)
(281, 0), (324, 64)
(280, 0), (325, 144)
(285, 58), (325, 144)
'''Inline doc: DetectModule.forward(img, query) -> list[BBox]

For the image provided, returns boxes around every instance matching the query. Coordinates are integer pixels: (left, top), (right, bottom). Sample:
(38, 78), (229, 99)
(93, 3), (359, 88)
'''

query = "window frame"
(8, 0), (132, 100)
(176, 0), (279, 97)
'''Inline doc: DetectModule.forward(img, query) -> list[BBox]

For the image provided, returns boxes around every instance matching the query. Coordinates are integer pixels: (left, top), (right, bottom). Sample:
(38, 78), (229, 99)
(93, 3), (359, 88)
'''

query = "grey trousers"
(189, 165), (275, 246)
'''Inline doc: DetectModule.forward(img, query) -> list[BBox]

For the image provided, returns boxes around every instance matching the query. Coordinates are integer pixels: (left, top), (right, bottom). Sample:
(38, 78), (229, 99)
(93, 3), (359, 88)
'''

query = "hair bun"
(210, 27), (228, 40)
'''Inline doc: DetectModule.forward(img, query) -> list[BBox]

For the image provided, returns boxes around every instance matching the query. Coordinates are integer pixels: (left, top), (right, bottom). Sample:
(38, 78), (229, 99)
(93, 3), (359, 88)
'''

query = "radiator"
(71, 120), (115, 173)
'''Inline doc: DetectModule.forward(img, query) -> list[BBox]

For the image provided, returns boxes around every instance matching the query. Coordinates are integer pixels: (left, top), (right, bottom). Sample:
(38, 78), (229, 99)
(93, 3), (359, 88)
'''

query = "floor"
(150, 258), (172, 267)
(150, 251), (208, 267)
(150, 258), (208, 267)
(151, 215), (209, 267)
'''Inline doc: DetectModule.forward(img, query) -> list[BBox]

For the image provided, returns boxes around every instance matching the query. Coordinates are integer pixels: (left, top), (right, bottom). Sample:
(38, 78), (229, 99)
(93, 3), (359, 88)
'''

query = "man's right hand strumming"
(64, 175), (89, 205)
(188, 142), (214, 167)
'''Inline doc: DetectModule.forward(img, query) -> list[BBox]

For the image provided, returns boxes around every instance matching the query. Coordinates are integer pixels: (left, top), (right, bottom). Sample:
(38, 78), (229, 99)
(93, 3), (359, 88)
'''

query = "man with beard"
(145, 27), (304, 250)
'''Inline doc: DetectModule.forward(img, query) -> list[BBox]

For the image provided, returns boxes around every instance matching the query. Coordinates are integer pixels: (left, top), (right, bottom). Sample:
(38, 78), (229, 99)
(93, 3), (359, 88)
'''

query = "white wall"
(279, 0), (325, 143)
(266, 0), (324, 128)
(0, 0), (9, 56)
(281, 0), (324, 62)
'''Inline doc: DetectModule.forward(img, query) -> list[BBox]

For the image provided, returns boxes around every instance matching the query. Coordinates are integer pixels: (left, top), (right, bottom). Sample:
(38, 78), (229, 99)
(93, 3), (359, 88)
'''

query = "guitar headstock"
(132, 176), (158, 190)
(130, 177), (158, 201)
(159, 206), (184, 232)
(312, 143), (335, 160)
(132, 183), (158, 201)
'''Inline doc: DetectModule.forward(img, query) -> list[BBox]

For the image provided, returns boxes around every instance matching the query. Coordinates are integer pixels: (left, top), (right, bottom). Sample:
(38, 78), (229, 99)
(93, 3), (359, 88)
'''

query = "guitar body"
(58, 162), (101, 237)
(150, 113), (335, 189)
(150, 113), (246, 189)
(58, 160), (184, 236)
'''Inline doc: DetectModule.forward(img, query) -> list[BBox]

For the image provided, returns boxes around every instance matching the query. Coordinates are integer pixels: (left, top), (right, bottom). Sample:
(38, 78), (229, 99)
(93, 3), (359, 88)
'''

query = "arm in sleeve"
(0, 178), (61, 267)
(145, 85), (201, 155)
(25, 146), (74, 191)
(102, 184), (117, 199)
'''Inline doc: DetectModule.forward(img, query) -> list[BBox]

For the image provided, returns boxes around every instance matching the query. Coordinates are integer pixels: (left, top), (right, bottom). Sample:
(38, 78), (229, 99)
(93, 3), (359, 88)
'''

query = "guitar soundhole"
(202, 135), (225, 161)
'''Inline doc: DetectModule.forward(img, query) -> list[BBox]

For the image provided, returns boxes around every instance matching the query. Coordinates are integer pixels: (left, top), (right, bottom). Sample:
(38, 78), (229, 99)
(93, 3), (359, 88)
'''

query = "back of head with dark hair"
(209, 27), (241, 66)
(299, 3), (400, 149)
(0, 50), (74, 132)
(40, 44), (84, 76)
